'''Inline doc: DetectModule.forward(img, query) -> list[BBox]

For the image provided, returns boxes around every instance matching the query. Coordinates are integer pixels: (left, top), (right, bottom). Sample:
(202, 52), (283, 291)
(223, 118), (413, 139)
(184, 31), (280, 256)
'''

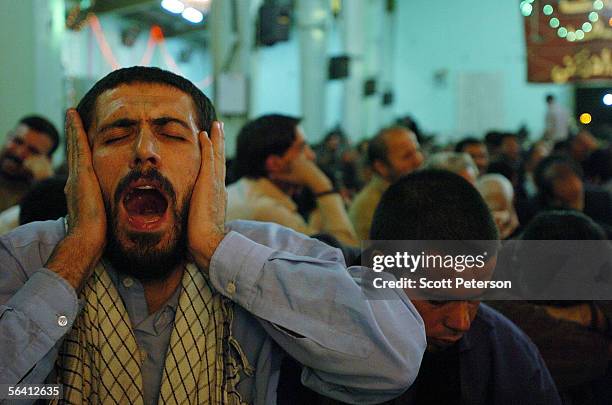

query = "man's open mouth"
(122, 182), (169, 229)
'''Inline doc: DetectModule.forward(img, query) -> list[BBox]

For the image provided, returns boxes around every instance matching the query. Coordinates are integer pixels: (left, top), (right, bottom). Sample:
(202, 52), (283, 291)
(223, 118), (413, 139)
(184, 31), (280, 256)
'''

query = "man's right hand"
(271, 156), (333, 195)
(45, 109), (107, 290)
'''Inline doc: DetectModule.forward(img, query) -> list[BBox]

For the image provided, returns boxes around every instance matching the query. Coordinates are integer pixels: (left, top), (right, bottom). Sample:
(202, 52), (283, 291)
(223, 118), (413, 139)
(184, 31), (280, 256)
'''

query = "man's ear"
(373, 160), (388, 178)
(265, 154), (284, 174)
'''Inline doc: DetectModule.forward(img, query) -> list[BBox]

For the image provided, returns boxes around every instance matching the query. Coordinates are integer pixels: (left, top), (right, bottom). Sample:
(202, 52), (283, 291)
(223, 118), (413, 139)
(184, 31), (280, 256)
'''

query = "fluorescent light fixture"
(161, 0), (185, 14)
(182, 7), (204, 23)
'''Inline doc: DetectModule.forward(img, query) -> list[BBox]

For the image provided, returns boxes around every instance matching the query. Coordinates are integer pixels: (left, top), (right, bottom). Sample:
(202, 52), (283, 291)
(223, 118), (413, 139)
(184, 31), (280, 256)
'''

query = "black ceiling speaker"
(329, 55), (350, 80)
(257, 2), (292, 46)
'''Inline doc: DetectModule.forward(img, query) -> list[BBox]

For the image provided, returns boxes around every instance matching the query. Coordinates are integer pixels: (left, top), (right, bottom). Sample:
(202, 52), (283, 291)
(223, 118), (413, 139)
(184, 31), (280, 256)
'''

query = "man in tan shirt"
(226, 114), (358, 246)
(349, 126), (423, 241)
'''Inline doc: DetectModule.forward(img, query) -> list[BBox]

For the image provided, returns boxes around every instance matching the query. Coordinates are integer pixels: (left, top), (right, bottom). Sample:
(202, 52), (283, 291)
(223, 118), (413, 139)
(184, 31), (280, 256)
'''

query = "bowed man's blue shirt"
(0, 219), (426, 404)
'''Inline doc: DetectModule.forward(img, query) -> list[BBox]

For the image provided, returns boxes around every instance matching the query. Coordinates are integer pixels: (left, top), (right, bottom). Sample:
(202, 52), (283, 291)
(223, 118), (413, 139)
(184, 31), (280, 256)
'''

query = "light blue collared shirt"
(0, 219), (425, 404)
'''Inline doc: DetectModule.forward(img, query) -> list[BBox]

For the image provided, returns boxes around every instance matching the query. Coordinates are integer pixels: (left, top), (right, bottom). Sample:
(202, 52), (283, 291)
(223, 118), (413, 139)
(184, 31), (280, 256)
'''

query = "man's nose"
(130, 127), (161, 169)
(445, 302), (472, 333)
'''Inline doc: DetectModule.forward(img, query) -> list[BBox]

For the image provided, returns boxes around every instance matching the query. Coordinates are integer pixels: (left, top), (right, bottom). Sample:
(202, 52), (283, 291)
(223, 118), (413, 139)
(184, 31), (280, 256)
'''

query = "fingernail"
(220, 121), (224, 131)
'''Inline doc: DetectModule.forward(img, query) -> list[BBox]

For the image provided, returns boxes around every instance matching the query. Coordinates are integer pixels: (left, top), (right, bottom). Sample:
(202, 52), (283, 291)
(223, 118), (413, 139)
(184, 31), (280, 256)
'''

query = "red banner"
(524, 0), (612, 83)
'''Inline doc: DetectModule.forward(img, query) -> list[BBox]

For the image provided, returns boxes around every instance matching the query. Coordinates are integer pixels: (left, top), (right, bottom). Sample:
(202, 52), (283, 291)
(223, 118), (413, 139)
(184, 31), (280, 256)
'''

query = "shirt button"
(57, 315), (68, 327)
(123, 277), (134, 288)
(226, 282), (236, 294)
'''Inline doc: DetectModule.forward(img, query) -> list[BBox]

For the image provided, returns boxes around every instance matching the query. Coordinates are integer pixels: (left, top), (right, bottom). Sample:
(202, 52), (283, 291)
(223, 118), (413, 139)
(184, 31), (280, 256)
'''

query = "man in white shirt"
(226, 114), (358, 246)
(544, 94), (570, 143)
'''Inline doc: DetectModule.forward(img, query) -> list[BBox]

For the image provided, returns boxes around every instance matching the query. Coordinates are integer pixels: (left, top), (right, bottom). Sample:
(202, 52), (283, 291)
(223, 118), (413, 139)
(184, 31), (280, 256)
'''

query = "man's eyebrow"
(98, 118), (138, 133)
(151, 117), (190, 129)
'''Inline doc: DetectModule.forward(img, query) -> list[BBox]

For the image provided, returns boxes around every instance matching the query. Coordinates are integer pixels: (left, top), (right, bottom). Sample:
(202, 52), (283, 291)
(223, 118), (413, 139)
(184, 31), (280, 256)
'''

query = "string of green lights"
(520, 0), (604, 42)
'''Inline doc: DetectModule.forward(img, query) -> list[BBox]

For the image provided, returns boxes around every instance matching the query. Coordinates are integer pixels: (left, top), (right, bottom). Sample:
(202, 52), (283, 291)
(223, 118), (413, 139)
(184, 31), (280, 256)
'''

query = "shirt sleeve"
(0, 239), (79, 386)
(209, 221), (426, 404)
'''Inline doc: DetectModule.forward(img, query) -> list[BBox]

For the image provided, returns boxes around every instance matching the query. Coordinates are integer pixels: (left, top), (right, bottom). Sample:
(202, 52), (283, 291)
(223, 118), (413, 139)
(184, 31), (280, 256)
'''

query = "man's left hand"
(188, 121), (227, 271)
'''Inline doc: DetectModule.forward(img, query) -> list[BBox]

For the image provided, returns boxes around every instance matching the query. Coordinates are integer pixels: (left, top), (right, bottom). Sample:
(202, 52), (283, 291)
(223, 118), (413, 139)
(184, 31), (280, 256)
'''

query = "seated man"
(0, 67), (426, 405)
(476, 174), (519, 239)
(455, 137), (489, 175)
(279, 170), (560, 404)
(424, 151), (478, 184)
(490, 211), (612, 405)
(0, 115), (59, 211)
(349, 126), (423, 241)
(226, 114), (358, 246)
(368, 170), (560, 404)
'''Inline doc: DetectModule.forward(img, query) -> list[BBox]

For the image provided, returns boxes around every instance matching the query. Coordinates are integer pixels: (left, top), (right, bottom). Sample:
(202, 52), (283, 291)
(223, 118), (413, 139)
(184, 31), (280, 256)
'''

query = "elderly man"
(0, 115), (59, 211)
(425, 151), (478, 184)
(349, 126), (423, 241)
(0, 67), (425, 404)
(476, 174), (520, 239)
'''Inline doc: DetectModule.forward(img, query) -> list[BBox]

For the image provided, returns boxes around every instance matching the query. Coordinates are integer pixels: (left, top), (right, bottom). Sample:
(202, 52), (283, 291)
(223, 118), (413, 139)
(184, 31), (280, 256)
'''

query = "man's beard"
(0, 150), (29, 181)
(103, 168), (191, 282)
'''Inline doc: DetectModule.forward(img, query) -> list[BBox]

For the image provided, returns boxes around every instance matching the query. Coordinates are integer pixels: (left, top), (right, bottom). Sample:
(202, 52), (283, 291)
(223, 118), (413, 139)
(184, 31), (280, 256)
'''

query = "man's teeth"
(136, 185), (155, 190)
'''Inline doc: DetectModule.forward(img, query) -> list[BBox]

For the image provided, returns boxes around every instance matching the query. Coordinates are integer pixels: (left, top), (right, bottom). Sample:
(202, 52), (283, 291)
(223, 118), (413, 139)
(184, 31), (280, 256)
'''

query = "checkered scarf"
(53, 262), (248, 404)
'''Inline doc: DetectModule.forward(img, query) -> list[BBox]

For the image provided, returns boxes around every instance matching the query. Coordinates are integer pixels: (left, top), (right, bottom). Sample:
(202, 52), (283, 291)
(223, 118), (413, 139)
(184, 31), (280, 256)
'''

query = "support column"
(297, 0), (329, 142)
(0, 0), (64, 149)
(210, 0), (260, 156)
(379, 0), (397, 127)
(341, 0), (366, 141)
(363, 0), (384, 136)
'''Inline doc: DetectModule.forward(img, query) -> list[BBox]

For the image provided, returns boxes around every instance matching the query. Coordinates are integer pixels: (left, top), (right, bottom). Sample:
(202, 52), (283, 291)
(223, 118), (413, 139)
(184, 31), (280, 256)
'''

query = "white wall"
(393, 0), (573, 143)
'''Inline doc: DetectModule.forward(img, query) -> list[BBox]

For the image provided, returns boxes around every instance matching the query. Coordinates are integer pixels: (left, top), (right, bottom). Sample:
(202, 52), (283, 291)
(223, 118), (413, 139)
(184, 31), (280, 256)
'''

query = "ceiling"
(67, 0), (210, 41)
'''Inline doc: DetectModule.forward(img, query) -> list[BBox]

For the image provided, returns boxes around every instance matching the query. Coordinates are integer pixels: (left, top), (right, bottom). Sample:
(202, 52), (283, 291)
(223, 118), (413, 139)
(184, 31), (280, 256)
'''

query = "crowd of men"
(0, 67), (610, 404)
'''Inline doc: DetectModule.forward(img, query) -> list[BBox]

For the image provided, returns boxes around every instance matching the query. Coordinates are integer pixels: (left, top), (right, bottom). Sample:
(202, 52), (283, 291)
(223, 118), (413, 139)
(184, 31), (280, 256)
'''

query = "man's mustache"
(114, 168), (177, 206)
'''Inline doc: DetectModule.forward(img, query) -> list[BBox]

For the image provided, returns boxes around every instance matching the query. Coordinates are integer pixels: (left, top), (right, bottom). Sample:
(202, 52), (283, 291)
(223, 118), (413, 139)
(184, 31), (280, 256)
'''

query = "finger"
(210, 121), (226, 182)
(199, 130), (214, 178)
(65, 110), (76, 174)
(68, 109), (93, 169)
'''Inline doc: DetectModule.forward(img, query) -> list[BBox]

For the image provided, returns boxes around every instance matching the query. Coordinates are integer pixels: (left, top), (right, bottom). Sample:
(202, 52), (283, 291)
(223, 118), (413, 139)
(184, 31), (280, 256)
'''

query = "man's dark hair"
(487, 159), (517, 184)
(19, 176), (68, 225)
(546, 94), (554, 103)
(583, 148), (612, 183)
(455, 137), (483, 153)
(76, 66), (216, 134)
(234, 114), (300, 179)
(484, 130), (504, 149)
(370, 169), (498, 240)
(19, 115), (60, 156)
(534, 155), (582, 207)
(522, 210), (605, 240)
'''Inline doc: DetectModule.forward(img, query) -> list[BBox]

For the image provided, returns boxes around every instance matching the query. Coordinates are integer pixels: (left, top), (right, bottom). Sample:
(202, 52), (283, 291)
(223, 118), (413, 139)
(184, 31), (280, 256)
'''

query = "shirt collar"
(102, 259), (181, 316)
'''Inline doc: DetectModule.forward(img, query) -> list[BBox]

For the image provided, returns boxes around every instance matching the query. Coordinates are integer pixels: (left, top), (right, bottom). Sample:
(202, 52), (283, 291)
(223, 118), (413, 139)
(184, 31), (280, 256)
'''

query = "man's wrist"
(45, 234), (101, 290)
(190, 231), (226, 271)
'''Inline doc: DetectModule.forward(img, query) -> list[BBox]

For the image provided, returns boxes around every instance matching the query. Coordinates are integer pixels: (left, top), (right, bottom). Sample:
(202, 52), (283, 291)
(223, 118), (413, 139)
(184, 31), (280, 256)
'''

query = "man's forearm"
(208, 226), (426, 403)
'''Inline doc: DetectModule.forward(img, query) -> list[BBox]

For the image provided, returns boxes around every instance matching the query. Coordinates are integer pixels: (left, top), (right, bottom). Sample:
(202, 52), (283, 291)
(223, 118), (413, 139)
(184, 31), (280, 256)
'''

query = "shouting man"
(0, 67), (425, 405)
